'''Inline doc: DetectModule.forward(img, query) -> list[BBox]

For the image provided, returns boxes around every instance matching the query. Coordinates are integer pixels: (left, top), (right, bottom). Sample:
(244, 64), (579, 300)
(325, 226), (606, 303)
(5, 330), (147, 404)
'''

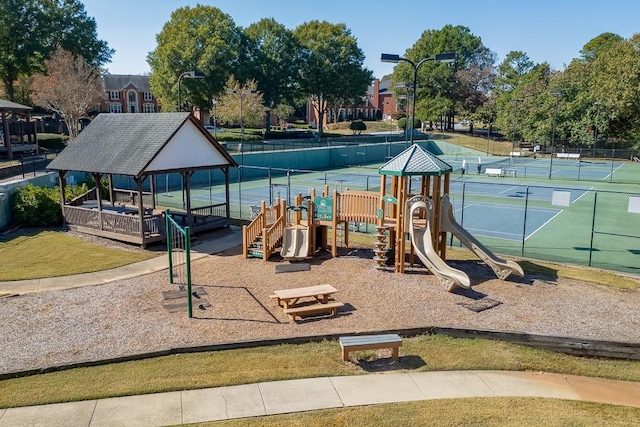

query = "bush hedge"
(349, 120), (367, 135)
(10, 183), (95, 227)
(398, 117), (422, 130)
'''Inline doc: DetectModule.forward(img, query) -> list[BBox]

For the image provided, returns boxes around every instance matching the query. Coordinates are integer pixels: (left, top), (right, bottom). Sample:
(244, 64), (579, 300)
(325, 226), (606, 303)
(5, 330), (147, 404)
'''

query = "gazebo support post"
(224, 168), (231, 224)
(58, 171), (67, 226)
(92, 173), (103, 230)
(1, 111), (11, 160)
(183, 171), (194, 229)
(108, 174), (115, 206)
(149, 175), (156, 209)
(135, 176), (145, 244)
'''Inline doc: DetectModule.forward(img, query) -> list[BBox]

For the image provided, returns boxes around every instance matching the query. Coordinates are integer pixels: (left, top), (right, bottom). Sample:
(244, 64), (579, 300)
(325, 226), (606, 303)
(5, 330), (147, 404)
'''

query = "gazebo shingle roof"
(47, 113), (236, 176)
(0, 99), (32, 111)
(379, 144), (452, 176)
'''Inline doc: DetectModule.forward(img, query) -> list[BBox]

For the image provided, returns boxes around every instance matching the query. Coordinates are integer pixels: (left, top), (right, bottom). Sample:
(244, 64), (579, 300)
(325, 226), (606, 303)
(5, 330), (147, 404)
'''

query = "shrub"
(349, 120), (367, 135)
(11, 184), (62, 227)
(10, 182), (101, 227)
(398, 117), (422, 130)
(37, 133), (68, 150)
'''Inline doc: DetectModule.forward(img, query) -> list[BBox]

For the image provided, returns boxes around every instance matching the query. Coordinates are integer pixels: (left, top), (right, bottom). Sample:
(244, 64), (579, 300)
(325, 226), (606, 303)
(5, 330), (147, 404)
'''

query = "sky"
(82, 0), (640, 79)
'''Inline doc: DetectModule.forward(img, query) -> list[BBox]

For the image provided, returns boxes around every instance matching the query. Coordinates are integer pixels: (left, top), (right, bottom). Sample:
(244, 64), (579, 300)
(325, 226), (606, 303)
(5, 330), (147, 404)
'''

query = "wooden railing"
(68, 187), (97, 206)
(242, 200), (286, 259)
(63, 206), (164, 237)
(336, 191), (381, 224)
(262, 213), (286, 260)
(113, 188), (154, 207)
(192, 203), (227, 226)
(243, 212), (266, 259)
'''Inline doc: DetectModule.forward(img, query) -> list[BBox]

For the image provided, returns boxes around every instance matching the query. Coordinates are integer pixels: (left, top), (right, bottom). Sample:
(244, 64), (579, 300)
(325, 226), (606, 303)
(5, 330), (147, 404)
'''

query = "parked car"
(204, 125), (223, 133)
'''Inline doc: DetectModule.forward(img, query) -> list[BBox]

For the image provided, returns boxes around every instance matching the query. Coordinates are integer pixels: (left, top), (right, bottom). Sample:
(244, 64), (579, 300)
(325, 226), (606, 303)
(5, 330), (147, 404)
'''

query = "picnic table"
(270, 284), (343, 321)
(271, 284), (337, 309)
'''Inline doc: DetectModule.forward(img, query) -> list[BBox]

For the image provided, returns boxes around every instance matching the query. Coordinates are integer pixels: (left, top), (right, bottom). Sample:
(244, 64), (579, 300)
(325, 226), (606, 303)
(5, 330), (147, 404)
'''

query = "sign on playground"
(314, 196), (333, 220)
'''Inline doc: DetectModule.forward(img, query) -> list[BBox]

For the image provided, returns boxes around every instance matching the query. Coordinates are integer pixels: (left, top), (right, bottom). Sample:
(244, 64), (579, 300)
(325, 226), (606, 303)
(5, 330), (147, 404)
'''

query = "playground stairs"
(247, 235), (265, 259)
(242, 201), (287, 260)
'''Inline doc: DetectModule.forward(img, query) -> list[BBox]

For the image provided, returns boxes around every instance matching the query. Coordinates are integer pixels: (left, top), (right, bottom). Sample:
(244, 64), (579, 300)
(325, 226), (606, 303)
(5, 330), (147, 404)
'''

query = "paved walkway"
(1, 227), (639, 425)
(1, 370), (639, 426)
(0, 226), (244, 295)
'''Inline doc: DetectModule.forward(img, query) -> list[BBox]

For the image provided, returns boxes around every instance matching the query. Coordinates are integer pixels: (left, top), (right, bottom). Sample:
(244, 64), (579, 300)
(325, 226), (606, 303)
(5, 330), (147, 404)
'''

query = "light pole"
(211, 98), (217, 139)
(510, 98), (523, 164)
(592, 100), (601, 159)
(381, 52), (456, 146)
(226, 89), (256, 146)
(548, 89), (565, 179)
(177, 71), (204, 112)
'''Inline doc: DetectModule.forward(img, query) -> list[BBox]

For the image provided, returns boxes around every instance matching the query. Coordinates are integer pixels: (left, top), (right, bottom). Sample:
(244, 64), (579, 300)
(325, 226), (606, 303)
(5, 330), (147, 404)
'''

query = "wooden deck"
(63, 201), (229, 247)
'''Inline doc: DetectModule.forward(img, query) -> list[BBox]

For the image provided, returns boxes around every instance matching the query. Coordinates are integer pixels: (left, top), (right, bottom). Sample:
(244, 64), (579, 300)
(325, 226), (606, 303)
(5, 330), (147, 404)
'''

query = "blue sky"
(82, 0), (639, 79)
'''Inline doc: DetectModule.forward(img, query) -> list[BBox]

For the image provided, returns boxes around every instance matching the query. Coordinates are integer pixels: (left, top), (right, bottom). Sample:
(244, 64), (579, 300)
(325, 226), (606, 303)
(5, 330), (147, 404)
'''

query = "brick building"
(96, 74), (160, 114)
(306, 77), (397, 128)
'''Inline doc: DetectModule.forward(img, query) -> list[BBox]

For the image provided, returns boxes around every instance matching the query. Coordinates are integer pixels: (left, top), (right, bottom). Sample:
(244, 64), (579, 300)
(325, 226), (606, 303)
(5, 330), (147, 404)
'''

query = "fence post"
(521, 186), (530, 257)
(588, 191), (598, 266)
(459, 182), (466, 247)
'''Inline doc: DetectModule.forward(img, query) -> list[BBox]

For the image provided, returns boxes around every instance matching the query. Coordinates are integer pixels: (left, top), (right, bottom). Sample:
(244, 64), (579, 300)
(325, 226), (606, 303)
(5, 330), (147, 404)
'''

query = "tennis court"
(152, 146), (640, 274)
(449, 201), (561, 242)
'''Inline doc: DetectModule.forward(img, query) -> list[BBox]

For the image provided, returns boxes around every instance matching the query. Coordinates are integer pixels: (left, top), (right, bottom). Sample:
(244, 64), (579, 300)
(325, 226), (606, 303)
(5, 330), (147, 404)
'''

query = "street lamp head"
(181, 70), (204, 79)
(550, 89), (565, 96)
(593, 100), (602, 106)
(434, 52), (456, 63)
(381, 53), (401, 63)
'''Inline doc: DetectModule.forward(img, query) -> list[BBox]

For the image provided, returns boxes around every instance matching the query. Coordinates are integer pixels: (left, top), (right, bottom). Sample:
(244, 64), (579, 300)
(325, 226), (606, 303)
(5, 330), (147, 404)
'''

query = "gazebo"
(0, 99), (38, 160)
(378, 144), (453, 272)
(47, 112), (238, 247)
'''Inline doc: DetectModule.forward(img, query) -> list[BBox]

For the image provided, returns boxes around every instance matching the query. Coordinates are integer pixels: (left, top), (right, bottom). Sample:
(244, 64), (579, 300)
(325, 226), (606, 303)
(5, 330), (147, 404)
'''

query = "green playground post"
(185, 226), (192, 318)
(166, 209), (173, 284)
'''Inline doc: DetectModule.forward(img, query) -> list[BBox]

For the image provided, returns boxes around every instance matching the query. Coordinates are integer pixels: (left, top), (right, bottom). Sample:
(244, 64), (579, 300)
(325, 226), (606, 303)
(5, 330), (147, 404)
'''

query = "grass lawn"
(203, 398), (640, 426)
(0, 229), (157, 281)
(1, 334), (638, 409)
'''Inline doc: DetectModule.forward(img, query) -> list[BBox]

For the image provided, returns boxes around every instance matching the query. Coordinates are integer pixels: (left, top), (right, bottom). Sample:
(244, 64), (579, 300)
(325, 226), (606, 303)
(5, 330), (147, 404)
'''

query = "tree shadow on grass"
(356, 355), (426, 372)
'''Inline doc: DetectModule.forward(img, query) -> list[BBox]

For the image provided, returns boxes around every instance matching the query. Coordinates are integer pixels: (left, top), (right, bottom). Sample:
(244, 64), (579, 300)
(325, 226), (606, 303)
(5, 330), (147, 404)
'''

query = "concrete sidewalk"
(0, 226), (244, 295)
(1, 370), (639, 426)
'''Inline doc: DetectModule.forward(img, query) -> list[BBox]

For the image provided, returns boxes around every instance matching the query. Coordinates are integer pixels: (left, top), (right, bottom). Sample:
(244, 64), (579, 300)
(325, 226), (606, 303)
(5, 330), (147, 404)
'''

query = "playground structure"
(242, 144), (524, 291)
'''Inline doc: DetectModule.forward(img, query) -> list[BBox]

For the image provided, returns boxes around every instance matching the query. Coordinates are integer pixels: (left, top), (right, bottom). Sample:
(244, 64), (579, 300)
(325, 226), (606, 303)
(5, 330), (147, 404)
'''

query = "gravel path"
(1, 245), (639, 375)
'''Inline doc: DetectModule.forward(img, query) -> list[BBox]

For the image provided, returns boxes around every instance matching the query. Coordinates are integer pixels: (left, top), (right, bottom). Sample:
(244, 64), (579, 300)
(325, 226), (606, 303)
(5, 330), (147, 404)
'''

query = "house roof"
(47, 113), (237, 177)
(103, 74), (151, 91)
(379, 144), (452, 176)
(0, 99), (32, 112)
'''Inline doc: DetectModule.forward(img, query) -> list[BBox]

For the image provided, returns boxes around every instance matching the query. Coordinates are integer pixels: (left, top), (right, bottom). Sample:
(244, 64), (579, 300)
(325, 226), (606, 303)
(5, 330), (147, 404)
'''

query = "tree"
(272, 103), (294, 125)
(590, 34), (640, 141)
(244, 19), (301, 130)
(293, 21), (373, 137)
(215, 76), (265, 129)
(579, 32), (624, 63)
(32, 49), (103, 139)
(454, 46), (497, 119)
(394, 25), (491, 129)
(147, 5), (243, 112)
(0, 0), (112, 101)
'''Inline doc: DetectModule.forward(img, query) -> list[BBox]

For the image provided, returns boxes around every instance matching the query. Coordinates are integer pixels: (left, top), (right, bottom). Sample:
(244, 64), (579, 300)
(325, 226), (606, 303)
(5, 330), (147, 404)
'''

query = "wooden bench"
(556, 153), (580, 159)
(484, 167), (504, 177)
(283, 301), (344, 321)
(339, 334), (403, 362)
